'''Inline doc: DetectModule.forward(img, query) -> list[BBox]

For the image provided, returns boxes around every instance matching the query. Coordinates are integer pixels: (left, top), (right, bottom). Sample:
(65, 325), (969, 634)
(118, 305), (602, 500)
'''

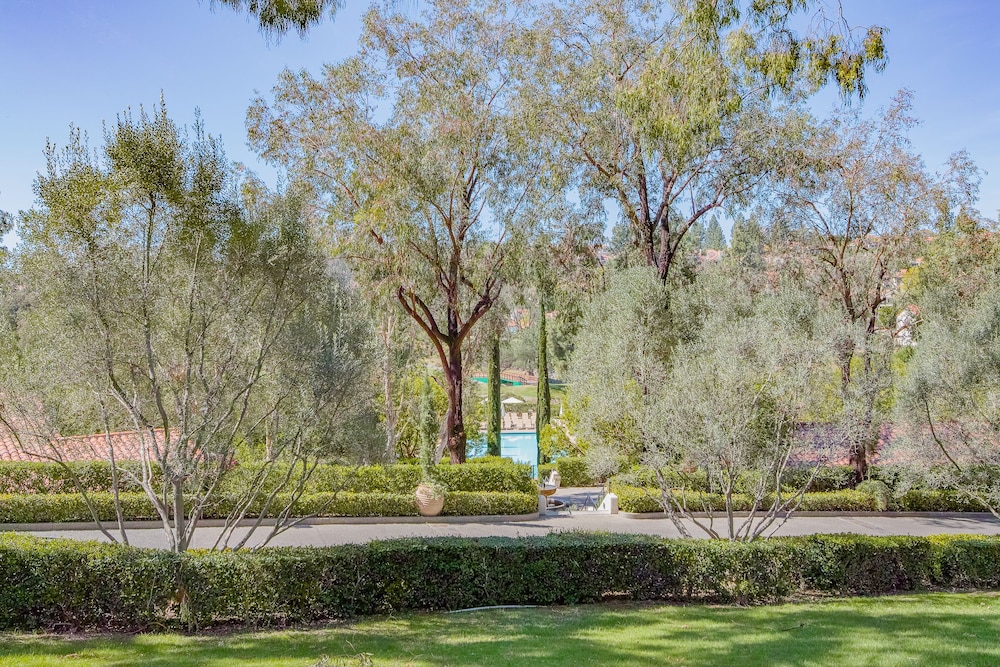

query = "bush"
(0, 461), (154, 495)
(0, 489), (537, 524)
(856, 480), (892, 511)
(6, 532), (1000, 630)
(782, 466), (856, 492)
(537, 456), (599, 487)
(613, 487), (880, 514)
(0, 460), (535, 498)
(892, 490), (986, 512)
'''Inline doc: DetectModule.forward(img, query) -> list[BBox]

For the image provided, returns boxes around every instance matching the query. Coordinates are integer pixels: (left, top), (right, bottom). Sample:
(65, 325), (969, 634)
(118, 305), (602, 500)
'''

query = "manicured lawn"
(3, 592), (1000, 666)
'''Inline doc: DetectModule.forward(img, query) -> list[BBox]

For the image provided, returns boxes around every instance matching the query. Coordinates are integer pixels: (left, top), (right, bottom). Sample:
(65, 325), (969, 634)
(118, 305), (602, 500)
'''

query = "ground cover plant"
(2, 593), (1000, 666)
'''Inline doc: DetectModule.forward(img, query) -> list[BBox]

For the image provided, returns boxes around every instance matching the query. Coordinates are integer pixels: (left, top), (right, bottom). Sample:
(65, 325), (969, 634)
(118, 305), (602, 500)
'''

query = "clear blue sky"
(2, 1), (999, 242)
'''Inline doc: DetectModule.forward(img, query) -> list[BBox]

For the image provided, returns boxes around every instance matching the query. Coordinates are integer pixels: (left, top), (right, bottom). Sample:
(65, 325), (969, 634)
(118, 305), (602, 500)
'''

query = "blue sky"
(2, 1), (999, 241)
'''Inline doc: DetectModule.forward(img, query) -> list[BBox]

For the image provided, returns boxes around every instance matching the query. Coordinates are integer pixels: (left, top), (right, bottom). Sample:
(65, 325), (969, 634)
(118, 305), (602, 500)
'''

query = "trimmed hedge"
(0, 460), (536, 496)
(4, 532), (1000, 630)
(613, 485), (992, 514)
(614, 486), (882, 514)
(537, 456), (599, 487)
(0, 490), (538, 524)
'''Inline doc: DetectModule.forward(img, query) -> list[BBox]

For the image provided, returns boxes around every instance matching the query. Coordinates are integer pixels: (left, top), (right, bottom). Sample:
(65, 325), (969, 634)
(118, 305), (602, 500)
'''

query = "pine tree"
(704, 216), (728, 250)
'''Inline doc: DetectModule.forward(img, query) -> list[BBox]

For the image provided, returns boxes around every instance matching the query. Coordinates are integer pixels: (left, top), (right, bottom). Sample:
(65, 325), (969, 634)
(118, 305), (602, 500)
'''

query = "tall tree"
(248, 0), (540, 462)
(703, 216), (728, 251)
(211, 0), (341, 37)
(487, 336), (502, 457)
(773, 92), (973, 481)
(530, 0), (886, 282)
(536, 298), (551, 459)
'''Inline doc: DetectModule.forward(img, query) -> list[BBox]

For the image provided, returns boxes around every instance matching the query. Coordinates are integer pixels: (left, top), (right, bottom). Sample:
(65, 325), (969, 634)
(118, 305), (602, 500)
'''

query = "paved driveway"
(11, 509), (1000, 550)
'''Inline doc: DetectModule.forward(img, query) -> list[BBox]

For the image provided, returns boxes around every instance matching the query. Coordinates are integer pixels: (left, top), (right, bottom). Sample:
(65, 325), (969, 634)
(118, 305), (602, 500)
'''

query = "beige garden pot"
(415, 483), (445, 517)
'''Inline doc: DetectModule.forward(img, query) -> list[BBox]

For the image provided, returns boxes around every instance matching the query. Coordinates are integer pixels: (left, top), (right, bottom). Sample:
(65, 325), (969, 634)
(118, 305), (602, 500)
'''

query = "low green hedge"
(0, 460), (536, 497)
(613, 486), (882, 514)
(612, 484), (996, 514)
(0, 461), (153, 495)
(537, 456), (599, 487)
(0, 490), (537, 524)
(3, 532), (1000, 630)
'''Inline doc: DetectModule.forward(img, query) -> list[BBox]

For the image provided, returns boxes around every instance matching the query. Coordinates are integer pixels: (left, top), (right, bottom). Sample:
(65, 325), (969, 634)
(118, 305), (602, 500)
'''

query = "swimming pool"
(500, 431), (538, 468)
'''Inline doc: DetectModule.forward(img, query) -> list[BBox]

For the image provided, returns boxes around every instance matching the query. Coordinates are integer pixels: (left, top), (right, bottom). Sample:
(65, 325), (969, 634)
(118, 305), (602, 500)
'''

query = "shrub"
(537, 456), (598, 487)
(0, 490), (537, 524)
(797, 534), (933, 595)
(856, 480), (892, 511)
(613, 487), (879, 514)
(6, 532), (1000, 630)
(781, 466), (856, 492)
(0, 461), (155, 495)
(892, 490), (986, 512)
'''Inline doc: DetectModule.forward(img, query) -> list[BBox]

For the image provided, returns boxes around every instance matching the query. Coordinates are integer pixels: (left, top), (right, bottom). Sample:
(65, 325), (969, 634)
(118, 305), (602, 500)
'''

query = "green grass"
(3, 592), (1000, 666)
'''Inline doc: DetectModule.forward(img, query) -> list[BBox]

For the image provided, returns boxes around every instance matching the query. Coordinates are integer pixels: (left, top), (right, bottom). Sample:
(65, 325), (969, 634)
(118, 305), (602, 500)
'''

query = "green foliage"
(537, 424), (572, 462)
(0, 460), (535, 497)
(0, 490), (536, 524)
(855, 480), (892, 511)
(781, 466), (857, 493)
(536, 302), (551, 454)
(703, 216), (728, 251)
(212, 0), (341, 39)
(487, 339), (502, 457)
(612, 486), (881, 514)
(5, 532), (1000, 630)
(0, 461), (537, 523)
(536, 456), (597, 487)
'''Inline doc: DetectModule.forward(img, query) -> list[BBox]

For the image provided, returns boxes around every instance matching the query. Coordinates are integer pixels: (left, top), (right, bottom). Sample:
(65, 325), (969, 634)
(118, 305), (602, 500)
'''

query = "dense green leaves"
(3, 532), (1000, 630)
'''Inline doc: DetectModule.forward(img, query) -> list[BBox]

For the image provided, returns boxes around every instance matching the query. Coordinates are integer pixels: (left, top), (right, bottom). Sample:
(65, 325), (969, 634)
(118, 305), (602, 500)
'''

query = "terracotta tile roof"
(0, 427), (166, 463)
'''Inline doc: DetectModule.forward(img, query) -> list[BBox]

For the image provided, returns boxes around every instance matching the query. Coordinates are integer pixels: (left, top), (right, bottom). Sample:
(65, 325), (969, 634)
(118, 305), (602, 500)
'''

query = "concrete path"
(7, 486), (1000, 550)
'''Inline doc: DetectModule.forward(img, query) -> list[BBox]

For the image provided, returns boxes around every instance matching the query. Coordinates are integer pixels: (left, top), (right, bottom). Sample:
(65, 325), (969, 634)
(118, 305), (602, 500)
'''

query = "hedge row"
(612, 486), (990, 514)
(610, 464), (985, 495)
(0, 460), (536, 496)
(538, 456), (599, 487)
(3, 532), (1000, 630)
(0, 491), (538, 524)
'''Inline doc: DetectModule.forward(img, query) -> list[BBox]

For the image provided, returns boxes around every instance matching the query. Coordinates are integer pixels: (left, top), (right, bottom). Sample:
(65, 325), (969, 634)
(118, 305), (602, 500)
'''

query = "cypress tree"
(487, 337), (502, 456)
(536, 300), (551, 463)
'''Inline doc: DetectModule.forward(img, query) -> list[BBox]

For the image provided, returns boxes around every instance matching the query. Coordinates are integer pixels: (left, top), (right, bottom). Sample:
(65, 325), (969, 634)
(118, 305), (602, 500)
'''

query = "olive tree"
(643, 273), (835, 540)
(771, 92), (974, 481)
(1, 104), (375, 552)
(896, 240), (1000, 516)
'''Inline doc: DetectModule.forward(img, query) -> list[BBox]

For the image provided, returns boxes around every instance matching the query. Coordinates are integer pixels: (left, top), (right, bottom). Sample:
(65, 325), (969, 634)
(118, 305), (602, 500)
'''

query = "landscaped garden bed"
(0, 459), (538, 523)
(610, 464), (997, 514)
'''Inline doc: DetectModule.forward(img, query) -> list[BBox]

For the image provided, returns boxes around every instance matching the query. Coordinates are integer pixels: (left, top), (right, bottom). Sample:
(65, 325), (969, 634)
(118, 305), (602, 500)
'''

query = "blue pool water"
(500, 431), (537, 468)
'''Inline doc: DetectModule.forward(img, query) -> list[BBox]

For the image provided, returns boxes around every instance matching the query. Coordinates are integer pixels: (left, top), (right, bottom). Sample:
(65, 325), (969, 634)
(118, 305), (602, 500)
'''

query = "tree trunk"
(487, 337), (502, 457)
(443, 342), (467, 463)
(536, 300), (551, 463)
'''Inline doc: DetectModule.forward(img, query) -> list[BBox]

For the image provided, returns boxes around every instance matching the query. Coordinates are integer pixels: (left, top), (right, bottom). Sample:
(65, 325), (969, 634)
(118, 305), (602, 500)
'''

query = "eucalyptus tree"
(249, 0), (545, 462)
(2, 105), (375, 552)
(211, 0), (341, 37)
(529, 0), (887, 282)
(771, 92), (976, 481)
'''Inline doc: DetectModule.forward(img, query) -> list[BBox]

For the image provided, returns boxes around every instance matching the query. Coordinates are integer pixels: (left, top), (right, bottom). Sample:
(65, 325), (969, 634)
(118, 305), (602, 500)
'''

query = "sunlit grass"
(3, 592), (1000, 666)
